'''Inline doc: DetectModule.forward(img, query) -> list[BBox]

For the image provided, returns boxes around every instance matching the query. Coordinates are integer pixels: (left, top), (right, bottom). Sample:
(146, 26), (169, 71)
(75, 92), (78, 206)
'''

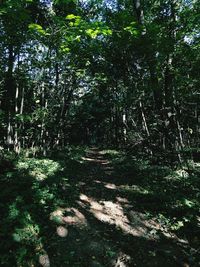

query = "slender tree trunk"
(14, 84), (19, 153)
(19, 86), (25, 150)
(133, 0), (163, 110)
(139, 101), (150, 137)
(4, 45), (15, 149)
(122, 111), (127, 143)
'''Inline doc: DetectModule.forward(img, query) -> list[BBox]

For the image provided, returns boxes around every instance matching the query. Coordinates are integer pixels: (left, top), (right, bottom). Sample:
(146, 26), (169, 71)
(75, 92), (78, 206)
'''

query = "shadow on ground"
(0, 147), (200, 266)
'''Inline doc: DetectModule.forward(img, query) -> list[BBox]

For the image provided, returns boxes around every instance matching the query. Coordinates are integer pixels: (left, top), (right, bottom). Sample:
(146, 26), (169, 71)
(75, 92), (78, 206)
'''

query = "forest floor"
(0, 147), (200, 267)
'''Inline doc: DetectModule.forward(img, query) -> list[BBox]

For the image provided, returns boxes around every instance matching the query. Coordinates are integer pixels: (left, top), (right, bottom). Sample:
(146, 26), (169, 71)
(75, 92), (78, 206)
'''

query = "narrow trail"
(47, 148), (189, 267)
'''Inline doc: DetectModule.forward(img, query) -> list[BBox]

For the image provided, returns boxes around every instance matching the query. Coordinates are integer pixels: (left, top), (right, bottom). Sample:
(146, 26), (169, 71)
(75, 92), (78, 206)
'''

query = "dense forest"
(0, 0), (200, 266)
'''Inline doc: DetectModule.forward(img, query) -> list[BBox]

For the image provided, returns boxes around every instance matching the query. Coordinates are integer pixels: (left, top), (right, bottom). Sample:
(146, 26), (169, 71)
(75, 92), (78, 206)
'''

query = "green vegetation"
(0, 147), (200, 266)
(0, 147), (84, 266)
(0, 0), (200, 266)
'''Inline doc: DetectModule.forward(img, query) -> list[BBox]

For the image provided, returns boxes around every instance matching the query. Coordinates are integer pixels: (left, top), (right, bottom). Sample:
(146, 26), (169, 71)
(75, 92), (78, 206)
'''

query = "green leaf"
(28, 23), (46, 35)
(86, 28), (99, 39)
(66, 14), (81, 20)
(184, 199), (195, 208)
(60, 45), (70, 53)
(124, 21), (138, 36)
(0, 8), (6, 15)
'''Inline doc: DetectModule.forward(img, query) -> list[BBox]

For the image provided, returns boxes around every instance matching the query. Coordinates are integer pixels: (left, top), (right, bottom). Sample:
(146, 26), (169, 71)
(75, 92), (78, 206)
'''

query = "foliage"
(0, 0), (200, 265)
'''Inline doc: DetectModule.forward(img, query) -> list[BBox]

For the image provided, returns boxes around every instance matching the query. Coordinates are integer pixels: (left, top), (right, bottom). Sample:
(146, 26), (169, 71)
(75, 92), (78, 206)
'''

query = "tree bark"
(133, 0), (163, 110)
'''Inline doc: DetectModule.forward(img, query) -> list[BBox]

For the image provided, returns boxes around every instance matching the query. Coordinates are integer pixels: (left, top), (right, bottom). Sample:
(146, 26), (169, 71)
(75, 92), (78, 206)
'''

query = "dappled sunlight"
(94, 179), (151, 195)
(94, 179), (102, 184)
(101, 161), (110, 165)
(50, 207), (88, 228)
(17, 158), (61, 181)
(192, 162), (200, 168)
(39, 254), (50, 267)
(79, 193), (90, 202)
(82, 156), (110, 164)
(81, 156), (98, 162)
(175, 169), (189, 178)
(56, 226), (68, 237)
(104, 182), (117, 189)
(99, 149), (120, 156)
(63, 208), (87, 227)
(1, 147), (198, 266)
(78, 194), (162, 239)
(118, 184), (151, 195)
(116, 197), (129, 204)
(113, 252), (131, 267)
(50, 208), (63, 219)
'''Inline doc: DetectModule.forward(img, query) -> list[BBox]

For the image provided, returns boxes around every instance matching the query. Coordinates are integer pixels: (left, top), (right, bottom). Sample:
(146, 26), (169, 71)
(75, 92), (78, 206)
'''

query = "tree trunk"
(133, 0), (163, 110)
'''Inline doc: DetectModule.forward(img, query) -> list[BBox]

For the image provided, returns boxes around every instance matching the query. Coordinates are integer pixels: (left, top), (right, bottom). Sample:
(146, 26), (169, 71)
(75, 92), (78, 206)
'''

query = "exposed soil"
(42, 148), (193, 267)
(1, 147), (198, 267)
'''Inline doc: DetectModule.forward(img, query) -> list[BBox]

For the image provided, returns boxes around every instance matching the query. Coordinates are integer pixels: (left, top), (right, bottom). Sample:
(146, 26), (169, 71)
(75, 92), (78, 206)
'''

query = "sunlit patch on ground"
(101, 161), (110, 165)
(63, 208), (87, 227)
(39, 254), (50, 267)
(104, 182), (117, 189)
(50, 207), (88, 228)
(94, 180), (102, 184)
(95, 179), (151, 195)
(118, 184), (151, 195)
(99, 149), (120, 156)
(1, 147), (199, 266)
(79, 193), (162, 239)
(82, 156), (110, 165)
(56, 226), (68, 237)
(116, 197), (129, 204)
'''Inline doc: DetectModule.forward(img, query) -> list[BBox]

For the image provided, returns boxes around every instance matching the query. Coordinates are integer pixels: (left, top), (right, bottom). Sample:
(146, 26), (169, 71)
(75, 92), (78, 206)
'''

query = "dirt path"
(0, 148), (196, 267)
(44, 148), (190, 267)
